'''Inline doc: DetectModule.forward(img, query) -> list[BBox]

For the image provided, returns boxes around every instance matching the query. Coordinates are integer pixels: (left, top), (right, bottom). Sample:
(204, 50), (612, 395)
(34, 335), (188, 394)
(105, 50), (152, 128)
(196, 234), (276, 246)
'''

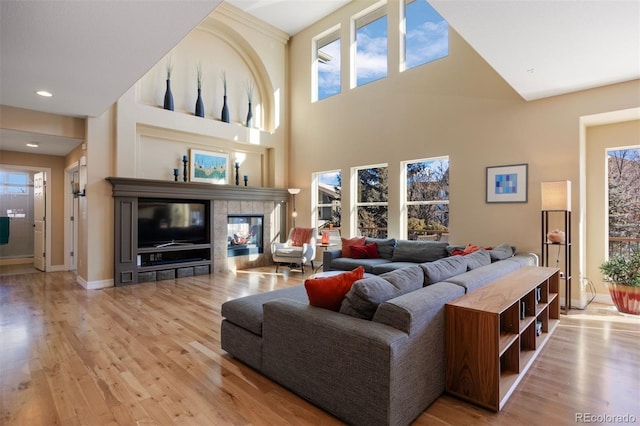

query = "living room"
(1, 1), (639, 424)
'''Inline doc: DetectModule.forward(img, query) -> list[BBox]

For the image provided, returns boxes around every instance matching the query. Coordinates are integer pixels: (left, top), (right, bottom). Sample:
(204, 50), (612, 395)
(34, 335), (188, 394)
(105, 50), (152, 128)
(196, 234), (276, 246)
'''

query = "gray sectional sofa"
(323, 237), (518, 275)
(221, 244), (537, 426)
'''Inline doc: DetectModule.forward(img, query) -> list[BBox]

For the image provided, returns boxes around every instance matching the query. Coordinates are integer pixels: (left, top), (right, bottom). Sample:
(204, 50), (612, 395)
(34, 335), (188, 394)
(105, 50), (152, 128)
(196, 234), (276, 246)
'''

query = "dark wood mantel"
(106, 177), (289, 202)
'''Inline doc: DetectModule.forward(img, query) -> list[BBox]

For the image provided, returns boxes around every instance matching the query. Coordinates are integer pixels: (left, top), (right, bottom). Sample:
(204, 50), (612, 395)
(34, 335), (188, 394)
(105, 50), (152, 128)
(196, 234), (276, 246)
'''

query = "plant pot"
(164, 79), (174, 111)
(606, 282), (640, 315)
(221, 95), (229, 123)
(195, 88), (204, 117)
(246, 101), (253, 127)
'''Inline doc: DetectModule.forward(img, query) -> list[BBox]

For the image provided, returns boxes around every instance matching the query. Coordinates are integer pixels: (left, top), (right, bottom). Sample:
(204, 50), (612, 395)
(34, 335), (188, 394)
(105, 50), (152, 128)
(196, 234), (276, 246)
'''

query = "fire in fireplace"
(227, 215), (264, 257)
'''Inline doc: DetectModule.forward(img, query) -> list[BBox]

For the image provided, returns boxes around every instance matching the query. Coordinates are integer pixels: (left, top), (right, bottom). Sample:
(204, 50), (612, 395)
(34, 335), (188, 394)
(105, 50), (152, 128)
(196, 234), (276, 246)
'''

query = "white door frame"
(65, 162), (79, 271)
(0, 164), (52, 271)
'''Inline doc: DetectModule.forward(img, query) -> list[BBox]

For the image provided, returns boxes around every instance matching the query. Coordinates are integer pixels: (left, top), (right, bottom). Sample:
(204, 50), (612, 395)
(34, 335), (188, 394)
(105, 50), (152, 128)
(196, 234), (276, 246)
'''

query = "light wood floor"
(1, 267), (639, 425)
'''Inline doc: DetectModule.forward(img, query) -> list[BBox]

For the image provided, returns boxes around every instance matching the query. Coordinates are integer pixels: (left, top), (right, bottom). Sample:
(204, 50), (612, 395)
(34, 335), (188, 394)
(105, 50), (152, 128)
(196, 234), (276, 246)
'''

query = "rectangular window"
(404, 157), (449, 241)
(314, 170), (342, 229)
(354, 164), (388, 238)
(403, 0), (448, 70)
(315, 28), (341, 101)
(355, 5), (388, 87)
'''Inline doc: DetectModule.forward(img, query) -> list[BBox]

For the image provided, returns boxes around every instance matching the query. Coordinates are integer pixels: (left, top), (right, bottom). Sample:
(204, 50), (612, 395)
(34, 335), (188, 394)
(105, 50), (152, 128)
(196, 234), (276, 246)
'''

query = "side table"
(314, 243), (337, 272)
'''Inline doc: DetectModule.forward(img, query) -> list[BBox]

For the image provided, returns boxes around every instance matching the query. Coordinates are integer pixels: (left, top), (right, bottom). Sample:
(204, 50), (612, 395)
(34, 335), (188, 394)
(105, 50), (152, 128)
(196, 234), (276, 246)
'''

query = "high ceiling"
(1, 0), (638, 156)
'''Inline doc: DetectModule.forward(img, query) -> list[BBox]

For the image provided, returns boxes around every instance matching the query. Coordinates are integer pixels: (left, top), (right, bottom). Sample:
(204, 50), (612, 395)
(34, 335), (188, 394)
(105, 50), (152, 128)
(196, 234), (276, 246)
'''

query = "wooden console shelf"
(445, 266), (560, 411)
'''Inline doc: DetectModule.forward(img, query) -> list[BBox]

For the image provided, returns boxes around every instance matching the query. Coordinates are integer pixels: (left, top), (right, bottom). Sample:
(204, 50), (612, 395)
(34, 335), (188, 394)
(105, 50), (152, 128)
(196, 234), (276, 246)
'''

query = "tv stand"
(111, 195), (213, 286)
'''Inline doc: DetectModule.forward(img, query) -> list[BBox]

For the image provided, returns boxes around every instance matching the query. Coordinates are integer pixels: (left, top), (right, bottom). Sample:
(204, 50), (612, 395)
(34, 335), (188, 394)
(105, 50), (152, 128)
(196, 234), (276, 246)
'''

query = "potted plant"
(599, 248), (640, 315)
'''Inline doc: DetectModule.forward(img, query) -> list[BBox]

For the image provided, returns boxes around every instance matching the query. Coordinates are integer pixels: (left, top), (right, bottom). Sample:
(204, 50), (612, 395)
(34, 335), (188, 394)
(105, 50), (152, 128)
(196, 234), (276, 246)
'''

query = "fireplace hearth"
(227, 215), (263, 257)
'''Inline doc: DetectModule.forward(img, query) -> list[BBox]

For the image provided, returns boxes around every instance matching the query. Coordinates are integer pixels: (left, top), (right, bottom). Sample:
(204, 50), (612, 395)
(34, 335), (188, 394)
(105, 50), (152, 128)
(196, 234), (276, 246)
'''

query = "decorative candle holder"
(173, 168), (179, 182)
(182, 155), (188, 182)
(243, 175), (248, 186)
(235, 162), (240, 186)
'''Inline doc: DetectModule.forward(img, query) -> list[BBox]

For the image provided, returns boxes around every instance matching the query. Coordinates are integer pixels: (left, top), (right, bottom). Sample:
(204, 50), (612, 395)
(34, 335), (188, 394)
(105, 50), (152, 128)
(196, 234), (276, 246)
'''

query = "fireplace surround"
(108, 177), (288, 286)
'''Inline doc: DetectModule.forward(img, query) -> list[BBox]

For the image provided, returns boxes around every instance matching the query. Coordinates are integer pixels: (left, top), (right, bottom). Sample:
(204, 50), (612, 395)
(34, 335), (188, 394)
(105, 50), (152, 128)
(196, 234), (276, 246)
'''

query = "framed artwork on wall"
(190, 149), (228, 184)
(486, 163), (528, 203)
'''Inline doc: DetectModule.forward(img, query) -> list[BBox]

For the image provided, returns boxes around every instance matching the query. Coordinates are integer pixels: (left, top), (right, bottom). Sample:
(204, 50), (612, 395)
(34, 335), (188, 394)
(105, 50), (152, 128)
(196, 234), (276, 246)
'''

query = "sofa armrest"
(322, 248), (343, 271)
(262, 299), (413, 426)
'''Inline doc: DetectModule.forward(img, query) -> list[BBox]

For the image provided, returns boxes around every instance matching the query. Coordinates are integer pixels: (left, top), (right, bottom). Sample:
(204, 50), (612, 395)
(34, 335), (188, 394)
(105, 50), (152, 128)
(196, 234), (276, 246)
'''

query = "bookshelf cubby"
(445, 266), (560, 411)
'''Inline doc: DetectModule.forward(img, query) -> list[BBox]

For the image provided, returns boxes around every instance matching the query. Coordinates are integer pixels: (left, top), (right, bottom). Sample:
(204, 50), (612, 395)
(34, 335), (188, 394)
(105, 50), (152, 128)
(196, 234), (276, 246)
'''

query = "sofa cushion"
(371, 262), (419, 274)
(392, 240), (448, 263)
(465, 250), (491, 270)
(350, 242), (379, 259)
(331, 257), (391, 274)
(365, 238), (396, 260)
(340, 265), (424, 319)
(341, 237), (366, 258)
(446, 260), (522, 292)
(221, 286), (308, 335)
(305, 266), (364, 311)
(488, 243), (516, 261)
(420, 255), (468, 285)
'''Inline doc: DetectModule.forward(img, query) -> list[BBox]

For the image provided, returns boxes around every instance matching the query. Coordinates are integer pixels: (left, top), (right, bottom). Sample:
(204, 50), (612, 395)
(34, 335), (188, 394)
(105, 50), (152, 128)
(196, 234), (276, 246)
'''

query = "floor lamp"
(541, 180), (572, 313)
(288, 188), (300, 227)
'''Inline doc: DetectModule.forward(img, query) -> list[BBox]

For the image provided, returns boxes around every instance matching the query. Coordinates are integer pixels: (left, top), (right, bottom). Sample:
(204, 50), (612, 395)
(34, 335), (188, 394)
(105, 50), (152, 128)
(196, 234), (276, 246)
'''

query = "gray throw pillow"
(365, 238), (397, 260)
(421, 256), (468, 285)
(488, 243), (515, 261)
(340, 265), (423, 320)
(392, 240), (448, 263)
(465, 250), (491, 270)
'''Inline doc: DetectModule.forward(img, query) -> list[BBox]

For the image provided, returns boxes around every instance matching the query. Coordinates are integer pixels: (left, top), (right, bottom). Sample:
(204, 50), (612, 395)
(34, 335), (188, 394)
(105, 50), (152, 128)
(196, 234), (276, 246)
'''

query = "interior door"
(33, 171), (46, 271)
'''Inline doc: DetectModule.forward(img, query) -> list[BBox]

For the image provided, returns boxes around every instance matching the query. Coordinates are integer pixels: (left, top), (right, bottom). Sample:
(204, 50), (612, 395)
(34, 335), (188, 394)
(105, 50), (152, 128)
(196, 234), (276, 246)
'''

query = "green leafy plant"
(599, 249), (640, 287)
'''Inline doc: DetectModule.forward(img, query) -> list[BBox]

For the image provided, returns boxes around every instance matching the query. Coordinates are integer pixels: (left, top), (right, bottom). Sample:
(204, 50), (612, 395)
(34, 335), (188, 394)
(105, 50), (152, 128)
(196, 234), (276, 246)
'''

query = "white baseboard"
(593, 293), (613, 305)
(76, 275), (114, 289)
(48, 264), (66, 272)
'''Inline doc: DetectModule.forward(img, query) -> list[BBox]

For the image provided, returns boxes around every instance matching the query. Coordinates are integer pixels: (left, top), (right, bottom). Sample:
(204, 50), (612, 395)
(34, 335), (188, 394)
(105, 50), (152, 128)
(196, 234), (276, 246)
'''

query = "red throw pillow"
(341, 237), (365, 258)
(364, 242), (379, 258)
(350, 242), (379, 259)
(305, 266), (365, 311)
(350, 244), (369, 259)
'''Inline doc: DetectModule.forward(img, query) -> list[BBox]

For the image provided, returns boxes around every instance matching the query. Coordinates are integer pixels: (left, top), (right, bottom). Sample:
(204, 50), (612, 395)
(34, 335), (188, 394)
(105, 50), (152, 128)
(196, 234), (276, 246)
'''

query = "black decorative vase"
(246, 102), (253, 127)
(195, 88), (204, 117)
(221, 95), (229, 123)
(164, 79), (174, 111)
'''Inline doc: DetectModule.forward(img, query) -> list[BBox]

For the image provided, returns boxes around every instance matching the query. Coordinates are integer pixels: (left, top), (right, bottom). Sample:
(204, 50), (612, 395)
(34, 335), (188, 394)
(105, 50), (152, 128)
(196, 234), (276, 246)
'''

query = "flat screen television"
(138, 199), (208, 248)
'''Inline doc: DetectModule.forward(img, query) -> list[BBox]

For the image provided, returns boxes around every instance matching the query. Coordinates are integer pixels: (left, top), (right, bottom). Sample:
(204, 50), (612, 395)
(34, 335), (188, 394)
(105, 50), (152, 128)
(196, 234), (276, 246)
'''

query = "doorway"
(65, 163), (79, 271)
(0, 165), (52, 271)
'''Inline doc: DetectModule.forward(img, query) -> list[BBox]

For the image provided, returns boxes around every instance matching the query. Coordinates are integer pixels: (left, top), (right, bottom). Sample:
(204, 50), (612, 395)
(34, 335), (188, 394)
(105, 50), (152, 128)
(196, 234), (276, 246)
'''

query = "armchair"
(272, 227), (317, 273)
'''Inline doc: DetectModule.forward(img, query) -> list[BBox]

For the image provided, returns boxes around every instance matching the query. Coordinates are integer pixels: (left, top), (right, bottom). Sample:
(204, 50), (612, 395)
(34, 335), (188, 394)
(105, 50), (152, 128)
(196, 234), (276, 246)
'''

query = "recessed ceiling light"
(36, 90), (53, 97)
(26, 142), (39, 148)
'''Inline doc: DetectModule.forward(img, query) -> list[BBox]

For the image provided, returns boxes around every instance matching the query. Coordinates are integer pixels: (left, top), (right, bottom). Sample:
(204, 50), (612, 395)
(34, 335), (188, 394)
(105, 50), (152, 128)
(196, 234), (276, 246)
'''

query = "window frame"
(351, 163), (389, 238)
(312, 169), (342, 230)
(313, 25), (342, 102)
(351, 1), (389, 89)
(401, 156), (450, 240)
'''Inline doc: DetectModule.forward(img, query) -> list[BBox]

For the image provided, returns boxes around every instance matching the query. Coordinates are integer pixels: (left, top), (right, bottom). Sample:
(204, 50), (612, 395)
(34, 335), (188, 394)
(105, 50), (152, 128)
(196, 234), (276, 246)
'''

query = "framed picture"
(189, 149), (228, 184)
(486, 163), (528, 203)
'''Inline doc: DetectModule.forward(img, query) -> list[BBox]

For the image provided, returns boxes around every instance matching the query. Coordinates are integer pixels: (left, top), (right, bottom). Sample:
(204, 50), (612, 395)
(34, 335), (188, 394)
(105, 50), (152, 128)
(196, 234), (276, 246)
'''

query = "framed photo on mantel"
(189, 149), (228, 184)
(486, 163), (528, 203)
